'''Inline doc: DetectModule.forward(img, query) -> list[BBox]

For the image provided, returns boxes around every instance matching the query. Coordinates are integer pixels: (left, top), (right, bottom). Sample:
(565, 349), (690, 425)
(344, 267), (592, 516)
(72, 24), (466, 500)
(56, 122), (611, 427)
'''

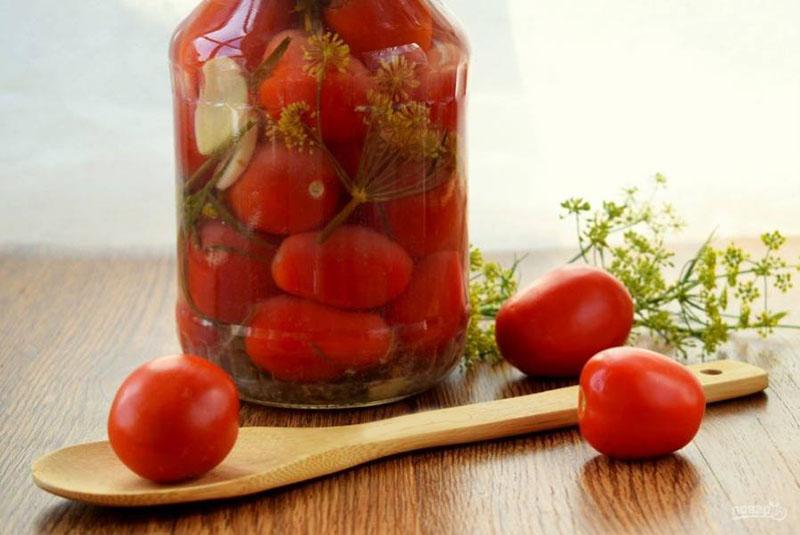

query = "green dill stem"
(183, 122), (255, 193)
(303, 71), (357, 193)
(318, 196), (363, 243)
(640, 263), (795, 309)
(184, 153), (221, 193)
(202, 244), (273, 262)
(314, 74), (324, 141)
(250, 36), (291, 91)
(567, 217), (649, 264)
(178, 121), (263, 313)
(317, 139), (354, 189)
(183, 149), (235, 230)
(204, 195), (281, 249)
(572, 213), (590, 263)
(711, 311), (800, 330)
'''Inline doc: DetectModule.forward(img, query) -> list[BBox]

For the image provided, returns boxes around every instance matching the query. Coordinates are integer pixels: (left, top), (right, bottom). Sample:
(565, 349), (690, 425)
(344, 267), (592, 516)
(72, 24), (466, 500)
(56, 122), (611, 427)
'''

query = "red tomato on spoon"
(495, 265), (634, 377)
(578, 347), (706, 459)
(108, 355), (240, 483)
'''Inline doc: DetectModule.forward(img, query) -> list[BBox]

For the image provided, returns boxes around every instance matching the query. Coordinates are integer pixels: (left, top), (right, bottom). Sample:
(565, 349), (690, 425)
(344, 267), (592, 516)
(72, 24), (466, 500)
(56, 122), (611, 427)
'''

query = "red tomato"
(171, 0), (293, 74)
(108, 355), (240, 483)
(417, 41), (467, 131)
(187, 220), (278, 324)
(238, 0), (296, 71)
(172, 81), (206, 180)
(578, 347), (706, 459)
(272, 225), (413, 309)
(328, 140), (364, 180)
(258, 30), (372, 144)
(387, 251), (468, 350)
(382, 176), (466, 258)
(324, 0), (434, 54)
(495, 265), (634, 377)
(176, 299), (220, 357)
(245, 296), (393, 381)
(227, 143), (341, 235)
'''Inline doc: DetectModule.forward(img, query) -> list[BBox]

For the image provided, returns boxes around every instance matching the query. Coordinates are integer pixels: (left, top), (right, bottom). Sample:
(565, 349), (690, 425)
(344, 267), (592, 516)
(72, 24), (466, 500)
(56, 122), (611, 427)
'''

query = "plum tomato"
(171, 0), (293, 75)
(108, 354), (240, 483)
(245, 296), (393, 382)
(324, 0), (434, 54)
(328, 140), (364, 180)
(382, 176), (466, 258)
(578, 347), (706, 459)
(495, 265), (634, 377)
(272, 225), (413, 309)
(387, 251), (468, 351)
(416, 41), (467, 131)
(186, 220), (277, 324)
(176, 299), (220, 357)
(227, 143), (341, 235)
(238, 0), (296, 70)
(257, 30), (372, 144)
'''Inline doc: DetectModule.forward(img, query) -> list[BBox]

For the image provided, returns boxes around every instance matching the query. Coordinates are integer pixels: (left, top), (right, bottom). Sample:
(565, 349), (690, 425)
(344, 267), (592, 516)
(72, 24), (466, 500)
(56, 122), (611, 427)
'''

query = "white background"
(1, 0), (798, 252)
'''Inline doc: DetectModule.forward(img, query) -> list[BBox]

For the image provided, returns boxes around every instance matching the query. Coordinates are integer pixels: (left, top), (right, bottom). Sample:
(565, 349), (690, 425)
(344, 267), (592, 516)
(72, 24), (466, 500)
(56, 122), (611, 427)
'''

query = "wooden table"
(2, 246), (798, 534)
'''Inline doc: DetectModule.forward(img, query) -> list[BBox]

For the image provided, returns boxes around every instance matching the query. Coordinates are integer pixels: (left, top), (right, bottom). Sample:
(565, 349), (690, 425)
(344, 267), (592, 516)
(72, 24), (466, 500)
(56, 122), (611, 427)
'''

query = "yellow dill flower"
(375, 99), (444, 160)
(303, 32), (350, 80)
(375, 55), (420, 102)
(266, 103), (316, 152)
(201, 202), (219, 220)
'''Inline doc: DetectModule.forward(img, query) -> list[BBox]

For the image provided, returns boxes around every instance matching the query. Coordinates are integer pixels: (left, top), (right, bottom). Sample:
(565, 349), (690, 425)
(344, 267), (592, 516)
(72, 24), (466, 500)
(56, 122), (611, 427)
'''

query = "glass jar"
(170, 0), (469, 408)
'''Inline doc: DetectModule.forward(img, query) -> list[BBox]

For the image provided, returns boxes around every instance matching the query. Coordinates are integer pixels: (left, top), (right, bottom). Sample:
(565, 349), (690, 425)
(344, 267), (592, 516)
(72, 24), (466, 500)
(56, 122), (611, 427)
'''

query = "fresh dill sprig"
(562, 175), (800, 358)
(463, 247), (523, 369)
(314, 69), (453, 242)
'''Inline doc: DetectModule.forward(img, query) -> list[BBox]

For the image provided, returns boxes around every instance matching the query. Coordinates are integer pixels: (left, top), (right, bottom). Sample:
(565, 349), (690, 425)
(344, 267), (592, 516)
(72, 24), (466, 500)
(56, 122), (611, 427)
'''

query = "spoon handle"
(359, 360), (767, 455)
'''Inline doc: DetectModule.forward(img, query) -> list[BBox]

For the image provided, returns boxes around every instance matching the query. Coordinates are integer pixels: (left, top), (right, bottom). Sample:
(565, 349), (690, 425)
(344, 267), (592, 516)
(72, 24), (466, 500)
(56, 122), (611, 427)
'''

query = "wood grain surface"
(1, 244), (798, 534)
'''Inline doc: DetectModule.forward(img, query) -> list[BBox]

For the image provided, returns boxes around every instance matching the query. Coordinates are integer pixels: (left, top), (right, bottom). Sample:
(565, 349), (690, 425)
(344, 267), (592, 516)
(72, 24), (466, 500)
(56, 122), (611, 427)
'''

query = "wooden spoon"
(32, 359), (767, 507)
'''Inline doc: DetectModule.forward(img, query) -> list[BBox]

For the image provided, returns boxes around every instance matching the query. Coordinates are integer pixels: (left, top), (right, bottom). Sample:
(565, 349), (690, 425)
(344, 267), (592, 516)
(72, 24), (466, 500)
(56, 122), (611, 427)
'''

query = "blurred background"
(1, 0), (798, 253)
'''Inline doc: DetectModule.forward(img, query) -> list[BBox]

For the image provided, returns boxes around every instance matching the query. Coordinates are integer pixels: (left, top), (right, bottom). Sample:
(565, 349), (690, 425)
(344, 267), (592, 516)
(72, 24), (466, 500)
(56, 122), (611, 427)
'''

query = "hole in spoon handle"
(688, 359), (768, 403)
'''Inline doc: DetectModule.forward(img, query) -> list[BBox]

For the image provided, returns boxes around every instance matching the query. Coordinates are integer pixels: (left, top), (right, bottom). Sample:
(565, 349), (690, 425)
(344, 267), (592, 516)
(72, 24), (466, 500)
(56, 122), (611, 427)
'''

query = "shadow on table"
(578, 454), (701, 531)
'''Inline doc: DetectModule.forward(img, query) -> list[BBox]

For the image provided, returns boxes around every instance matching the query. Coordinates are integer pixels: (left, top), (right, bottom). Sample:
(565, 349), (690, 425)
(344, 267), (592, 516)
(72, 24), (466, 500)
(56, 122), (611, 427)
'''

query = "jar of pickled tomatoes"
(171, 0), (469, 408)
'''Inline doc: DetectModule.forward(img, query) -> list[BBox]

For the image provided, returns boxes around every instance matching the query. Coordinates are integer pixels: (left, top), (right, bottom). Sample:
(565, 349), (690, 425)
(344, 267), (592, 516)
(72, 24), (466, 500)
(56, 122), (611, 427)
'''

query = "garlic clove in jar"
(214, 116), (259, 191)
(195, 56), (251, 156)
